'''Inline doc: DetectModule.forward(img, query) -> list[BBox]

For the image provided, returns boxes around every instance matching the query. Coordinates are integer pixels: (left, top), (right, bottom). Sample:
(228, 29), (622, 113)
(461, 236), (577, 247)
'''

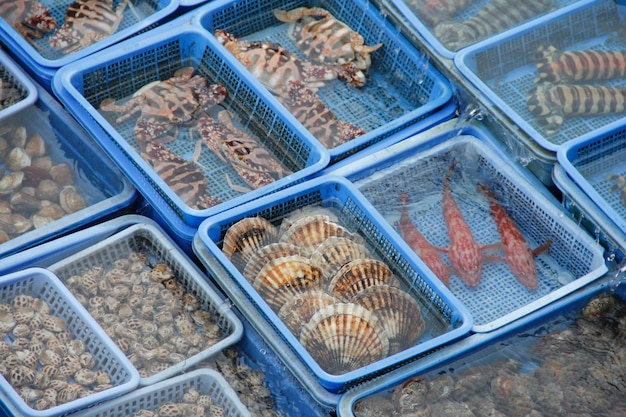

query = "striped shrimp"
(536, 45), (626, 84)
(434, 0), (554, 50)
(527, 83), (626, 135)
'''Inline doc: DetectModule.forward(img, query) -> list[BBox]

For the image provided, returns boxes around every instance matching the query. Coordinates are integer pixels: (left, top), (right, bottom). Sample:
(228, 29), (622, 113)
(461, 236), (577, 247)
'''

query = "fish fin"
(533, 239), (551, 257)
(480, 241), (504, 253)
(483, 254), (505, 264)
(434, 245), (449, 253)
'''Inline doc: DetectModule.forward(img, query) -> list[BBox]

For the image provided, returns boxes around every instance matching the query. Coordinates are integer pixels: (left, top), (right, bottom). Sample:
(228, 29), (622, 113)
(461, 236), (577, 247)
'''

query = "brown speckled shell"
(310, 236), (370, 281)
(243, 242), (307, 283)
(278, 206), (340, 236)
(327, 258), (398, 301)
(277, 290), (339, 335)
(222, 216), (278, 270)
(279, 214), (362, 254)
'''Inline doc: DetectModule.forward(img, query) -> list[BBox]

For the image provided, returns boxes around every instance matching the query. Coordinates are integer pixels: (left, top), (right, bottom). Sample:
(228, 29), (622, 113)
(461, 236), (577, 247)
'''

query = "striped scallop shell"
(278, 206), (340, 236)
(243, 242), (307, 283)
(300, 302), (390, 374)
(327, 258), (399, 301)
(222, 216), (278, 270)
(352, 285), (425, 355)
(252, 255), (323, 312)
(310, 236), (371, 281)
(278, 290), (339, 335)
(279, 214), (363, 254)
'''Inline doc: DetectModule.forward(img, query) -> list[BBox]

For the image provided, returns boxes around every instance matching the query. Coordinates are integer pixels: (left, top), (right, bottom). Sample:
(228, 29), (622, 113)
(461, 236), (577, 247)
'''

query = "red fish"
(396, 193), (451, 286)
(439, 161), (485, 287)
(477, 183), (550, 290)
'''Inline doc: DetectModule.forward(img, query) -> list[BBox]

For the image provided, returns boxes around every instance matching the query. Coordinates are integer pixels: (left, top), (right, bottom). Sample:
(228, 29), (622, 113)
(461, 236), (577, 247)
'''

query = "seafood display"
(221, 206), (426, 374)
(432, 0), (554, 50)
(0, 294), (115, 410)
(353, 292), (626, 416)
(129, 385), (228, 417)
(0, 0), (57, 41)
(535, 45), (626, 84)
(405, 0), (475, 26)
(0, 123), (89, 243)
(56, 251), (228, 380)
(0, 78), (26, 111)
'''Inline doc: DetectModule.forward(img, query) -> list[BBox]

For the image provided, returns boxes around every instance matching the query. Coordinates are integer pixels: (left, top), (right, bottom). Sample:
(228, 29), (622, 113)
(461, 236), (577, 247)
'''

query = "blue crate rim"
(52, 24), (331, 228)
(453, 0), (607, 154)
(191, 0), (454, 161)
(0, 0), (181, 69)
(46, 222), (245, 387)
(196, 175), (473, 391)
(0, 48), (38, 122)
(0, 267), (140, 417)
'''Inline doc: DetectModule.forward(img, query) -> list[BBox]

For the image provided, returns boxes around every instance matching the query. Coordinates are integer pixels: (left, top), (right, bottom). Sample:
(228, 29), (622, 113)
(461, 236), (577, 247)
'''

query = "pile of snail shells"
(0, 124), (88, 243)
(0, 79), (23, 110)
(62, 251), (227, 379)
(0, 294), (113, 411)
(131, 386), (226, 417)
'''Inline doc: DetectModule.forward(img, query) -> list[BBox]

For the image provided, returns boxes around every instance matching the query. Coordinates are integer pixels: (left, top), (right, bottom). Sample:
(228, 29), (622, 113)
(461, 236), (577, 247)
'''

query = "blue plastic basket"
(386, 0), (581, 59)
(194, 175), (472, 393)
(0, 78), (135, 260)
(0, 48), (37, 121)
(0, 0), (179, 70)
(53, 24), (330, 230)
(193, 0), (453, 163)
(47, 223), (244, 387)
(333, 123), (607, 332)
(455, 0), (626, 153)
(338, 277), (625, 417)
(0, 268), (139, 417)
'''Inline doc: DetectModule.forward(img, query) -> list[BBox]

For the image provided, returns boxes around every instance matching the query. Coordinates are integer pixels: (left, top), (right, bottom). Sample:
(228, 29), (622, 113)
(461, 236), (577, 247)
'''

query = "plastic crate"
(455, 0), (626, 153)
(194, 175), (472, 393)
(0, 77), (135, 260)
(0, 48), (37, 121)
(0, 268), (139, 417)
(0, 0), (179, 70)
(75, 369), (250, 417)
(338, 278), (626, 417)
(336, 124), (607, 332)
(193, 0), (453, 163)
(386, 0), (581, 59)
(53, 24), (330, 230)
(47, 223), (244, 386)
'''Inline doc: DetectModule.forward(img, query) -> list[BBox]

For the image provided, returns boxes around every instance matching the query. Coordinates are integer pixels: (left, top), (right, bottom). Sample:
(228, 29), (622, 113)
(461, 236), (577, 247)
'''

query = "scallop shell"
(222, 216), (278, 270)
(252, 255), (323, 312)
(277, 290), (339, 335)
(310, 236), (371, 281)
(278, 206), (340, 236)
(243, 242), (307, 283)
(352, 285), (425, 354)
(279, 214), (362, 254)
(327, 258), (399, 301)
(300, 302), (390, 374)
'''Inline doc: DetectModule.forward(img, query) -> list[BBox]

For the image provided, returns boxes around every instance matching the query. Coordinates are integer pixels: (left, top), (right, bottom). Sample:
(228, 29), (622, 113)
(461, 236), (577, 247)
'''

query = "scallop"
(222, 216), (278, 270)
(300, 302), (390, 374)
(279, 214), (363, 254)
(243, 242), (307, 283)
(352, 285), (425, 354)
(327, 258), (399, 301)
(310, 236), (371, 281)
(252, 255), (323, 312)
(278, 206), (340, 236)
(277, 290), (339, 335)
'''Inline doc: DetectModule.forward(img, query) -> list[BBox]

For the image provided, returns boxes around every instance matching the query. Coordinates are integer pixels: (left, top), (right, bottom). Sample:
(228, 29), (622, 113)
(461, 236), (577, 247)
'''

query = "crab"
(48, 0), (140, 54)
(0, 0), (57, 40)
(215, 29), (339, 97)
(192, 109), (290, 193)
(141, 141), (221, 210)
(274, 7), (382, 87)
(100, 67), (227, 148)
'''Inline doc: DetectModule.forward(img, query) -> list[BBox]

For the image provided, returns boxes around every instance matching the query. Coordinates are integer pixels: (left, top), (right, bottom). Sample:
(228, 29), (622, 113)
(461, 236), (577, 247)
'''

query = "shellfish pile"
(353, 293), (626, 417)
(0, 78), (25, 111)
(60, 251), (227, 379)
(222, 206), (426, 375)
(130, 386), (227, 417)
(0, 294), (113, 411)
(0, 123), (88, 243)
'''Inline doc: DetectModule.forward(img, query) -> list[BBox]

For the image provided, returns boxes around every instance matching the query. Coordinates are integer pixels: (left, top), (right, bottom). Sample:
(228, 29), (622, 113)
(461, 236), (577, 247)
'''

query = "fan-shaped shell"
(279, 206), (340, 236)
(278, 290), (339, 335)
(222, 216), (278, 270)
(352, 285), (425, 355)
(300, 302), (390, 374)
(252, 255), (323, 312)
(327, 258), (398, 301)
(279, 214), (362, 254)
(310, 236), (371, 281)
(243, 242), (307, 283)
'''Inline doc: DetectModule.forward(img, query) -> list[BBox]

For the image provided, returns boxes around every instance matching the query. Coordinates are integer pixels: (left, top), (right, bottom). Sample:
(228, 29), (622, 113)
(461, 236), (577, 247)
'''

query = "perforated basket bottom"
(13, 0), (162, 61)
(354, 137), (596, 328)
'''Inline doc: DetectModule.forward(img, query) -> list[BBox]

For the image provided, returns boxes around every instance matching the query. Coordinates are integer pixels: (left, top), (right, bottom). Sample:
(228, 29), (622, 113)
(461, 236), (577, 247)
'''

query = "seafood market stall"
(0, 0), (623, 416)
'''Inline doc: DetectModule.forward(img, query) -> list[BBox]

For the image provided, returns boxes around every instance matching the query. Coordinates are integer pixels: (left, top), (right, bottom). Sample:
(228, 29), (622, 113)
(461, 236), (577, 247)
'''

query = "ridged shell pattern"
(221, 205), (427, 375)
